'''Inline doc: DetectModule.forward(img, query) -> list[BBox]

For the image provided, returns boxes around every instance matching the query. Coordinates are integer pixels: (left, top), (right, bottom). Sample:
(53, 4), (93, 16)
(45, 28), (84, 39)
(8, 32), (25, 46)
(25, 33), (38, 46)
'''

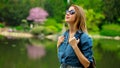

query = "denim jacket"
(58, 30), (93, 67)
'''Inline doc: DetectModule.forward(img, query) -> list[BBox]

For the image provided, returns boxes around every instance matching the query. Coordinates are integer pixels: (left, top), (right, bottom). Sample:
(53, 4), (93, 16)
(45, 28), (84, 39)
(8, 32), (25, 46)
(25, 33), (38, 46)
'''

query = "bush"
(31, 18), (63, 36)
(45, 26), (58, 34)
(100, 24), (120, 36)
(0, 23), (5, 28)
(44, 18), (62, 32)
(31, 25), (58, 35)
(85, 9), (105, 33)
(14, 26), (24, 31)
(30, 26), (45, 35)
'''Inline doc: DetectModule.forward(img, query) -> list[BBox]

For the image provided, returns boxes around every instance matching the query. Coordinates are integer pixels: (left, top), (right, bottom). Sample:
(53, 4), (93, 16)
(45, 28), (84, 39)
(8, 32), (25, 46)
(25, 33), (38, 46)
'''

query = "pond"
(0, 36), (120, 68)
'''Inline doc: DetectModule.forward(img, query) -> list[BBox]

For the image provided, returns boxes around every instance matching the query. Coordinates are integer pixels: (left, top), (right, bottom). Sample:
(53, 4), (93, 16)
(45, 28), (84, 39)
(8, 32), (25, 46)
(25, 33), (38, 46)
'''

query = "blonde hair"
(71, 5), (88, 33)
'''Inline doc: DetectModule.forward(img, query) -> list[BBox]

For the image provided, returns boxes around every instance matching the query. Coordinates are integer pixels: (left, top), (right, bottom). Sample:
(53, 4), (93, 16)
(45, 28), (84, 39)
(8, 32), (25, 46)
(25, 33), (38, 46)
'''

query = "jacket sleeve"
(79, 33), (93, 62)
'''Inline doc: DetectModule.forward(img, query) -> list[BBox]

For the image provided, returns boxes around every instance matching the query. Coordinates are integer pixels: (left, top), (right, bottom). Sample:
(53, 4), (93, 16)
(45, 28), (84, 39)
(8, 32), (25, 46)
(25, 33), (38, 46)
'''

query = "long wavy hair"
(71, 5), (88, 33)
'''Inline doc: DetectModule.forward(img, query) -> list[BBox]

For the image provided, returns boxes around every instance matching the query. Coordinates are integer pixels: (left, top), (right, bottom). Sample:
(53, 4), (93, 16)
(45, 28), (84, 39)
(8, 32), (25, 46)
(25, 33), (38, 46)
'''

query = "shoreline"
(0, 31), (120, 40)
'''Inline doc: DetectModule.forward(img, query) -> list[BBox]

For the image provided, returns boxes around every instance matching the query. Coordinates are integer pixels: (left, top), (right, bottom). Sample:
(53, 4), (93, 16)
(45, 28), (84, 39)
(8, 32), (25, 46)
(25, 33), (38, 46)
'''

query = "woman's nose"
(66, 12), (70, 16)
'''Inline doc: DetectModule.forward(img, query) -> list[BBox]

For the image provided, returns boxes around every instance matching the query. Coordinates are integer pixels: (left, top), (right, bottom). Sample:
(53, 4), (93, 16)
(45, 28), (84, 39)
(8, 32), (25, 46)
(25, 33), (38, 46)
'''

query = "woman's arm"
(73, 44), (90, 68)
(69, 37), (90, 68)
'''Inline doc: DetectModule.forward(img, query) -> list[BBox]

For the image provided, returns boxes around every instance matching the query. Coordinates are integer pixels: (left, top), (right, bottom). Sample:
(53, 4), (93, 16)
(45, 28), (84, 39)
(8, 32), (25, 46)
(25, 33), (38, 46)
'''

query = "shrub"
(85, 9), (105, 33)
(45, 26), (58, 34)
(30, 26), (45, 35)
(44, 18), (62, 32)
(31, 18), (63, 36)
(15, 26), (24, 31)
(30, 25), (58, 35)
(100, 24), (120, 36)
(0, 23), (5, 28)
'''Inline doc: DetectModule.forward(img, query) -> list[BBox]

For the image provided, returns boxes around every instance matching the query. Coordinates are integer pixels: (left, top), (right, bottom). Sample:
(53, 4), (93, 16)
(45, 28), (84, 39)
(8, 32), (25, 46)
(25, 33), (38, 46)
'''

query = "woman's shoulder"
(76, 30), (92, 41)
(76, 30), (90, 38)
(77, 31), (93, 46)
(82, 32), (90, 38)
(62, 30), (69, 36)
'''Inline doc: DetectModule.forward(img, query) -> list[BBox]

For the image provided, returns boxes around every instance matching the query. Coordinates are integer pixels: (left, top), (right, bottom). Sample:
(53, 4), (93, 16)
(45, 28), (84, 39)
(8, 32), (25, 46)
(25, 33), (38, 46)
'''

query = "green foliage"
(100, 24), (120, 36)
(0, 1), (29, 26)
(73, 0), (103, 12)
(31, 26), (45, 35)
(0, 0), (45, 26)
(85, 9), (105, 33)
(31, 18), (63, 35)
(44, 26), (57, 35)
(45, 26), (58, 33)
(0, 23), (5, 28)
(15, 26), (24, 31)
(103, 0), (120, 23)
(73, 0), (120, 29)
(44, 18), (62, 32)
(44, 0), (67, 22)
(1, 0), (120, 34)
(68, 0), (105, 33)
(21, 19), (30, 32)
(31, 25), (57, 35)
(0, 0), (67, 26)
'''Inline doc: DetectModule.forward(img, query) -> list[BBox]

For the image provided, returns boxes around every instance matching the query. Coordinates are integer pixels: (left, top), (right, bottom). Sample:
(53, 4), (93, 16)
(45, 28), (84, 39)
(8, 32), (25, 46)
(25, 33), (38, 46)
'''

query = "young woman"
(57, 5), (93, 68)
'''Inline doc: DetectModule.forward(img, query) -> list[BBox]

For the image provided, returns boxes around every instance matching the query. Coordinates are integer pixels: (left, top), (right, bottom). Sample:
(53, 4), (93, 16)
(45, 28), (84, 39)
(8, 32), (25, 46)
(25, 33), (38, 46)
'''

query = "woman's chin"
(65, 20), (69, 23)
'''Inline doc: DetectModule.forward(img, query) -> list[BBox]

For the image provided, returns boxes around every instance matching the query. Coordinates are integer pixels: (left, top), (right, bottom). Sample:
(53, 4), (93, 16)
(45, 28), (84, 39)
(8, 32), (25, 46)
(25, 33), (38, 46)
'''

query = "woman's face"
(65, 6), (76, 24)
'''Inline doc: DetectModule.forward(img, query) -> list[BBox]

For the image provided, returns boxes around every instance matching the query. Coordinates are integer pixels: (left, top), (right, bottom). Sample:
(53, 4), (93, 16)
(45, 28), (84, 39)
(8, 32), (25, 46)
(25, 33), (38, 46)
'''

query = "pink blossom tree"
(27, 7), (48, 24)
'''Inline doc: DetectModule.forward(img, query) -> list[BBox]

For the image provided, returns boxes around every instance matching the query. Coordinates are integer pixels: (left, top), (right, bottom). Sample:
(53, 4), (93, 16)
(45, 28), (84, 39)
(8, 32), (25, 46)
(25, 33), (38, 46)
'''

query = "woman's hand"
(57, 36), (64, 48)
(69, 37), (90, 68)
(69, 37), (80, 47)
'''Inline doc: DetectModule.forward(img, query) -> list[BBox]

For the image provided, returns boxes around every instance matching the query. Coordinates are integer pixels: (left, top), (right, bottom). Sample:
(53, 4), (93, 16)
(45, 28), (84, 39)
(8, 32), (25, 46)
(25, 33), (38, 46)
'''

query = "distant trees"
(0, 0), (30, 26)
(103, 0), (120, 23)
(73, 0), (120, 24)
(44, 0), (67, 23)
(0, 0), (46, 26)
(0, 0), (119, 28)
(0, 0), (67, 26)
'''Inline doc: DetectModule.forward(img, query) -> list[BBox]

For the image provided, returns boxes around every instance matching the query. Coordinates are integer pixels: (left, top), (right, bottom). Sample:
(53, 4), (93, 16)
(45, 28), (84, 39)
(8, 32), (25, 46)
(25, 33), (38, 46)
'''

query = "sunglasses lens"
(66, 10), (75, 15)
(70, 10), (75, 15)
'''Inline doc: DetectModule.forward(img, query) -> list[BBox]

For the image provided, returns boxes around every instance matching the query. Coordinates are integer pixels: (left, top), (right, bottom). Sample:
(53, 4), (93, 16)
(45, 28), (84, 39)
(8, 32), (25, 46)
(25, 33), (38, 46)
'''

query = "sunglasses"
(66, 10), (75, 15)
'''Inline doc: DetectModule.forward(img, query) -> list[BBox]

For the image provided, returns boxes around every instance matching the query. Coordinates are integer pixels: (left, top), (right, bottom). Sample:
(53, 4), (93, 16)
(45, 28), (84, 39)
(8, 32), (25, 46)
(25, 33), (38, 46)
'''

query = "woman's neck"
(68, 23), (77, 34)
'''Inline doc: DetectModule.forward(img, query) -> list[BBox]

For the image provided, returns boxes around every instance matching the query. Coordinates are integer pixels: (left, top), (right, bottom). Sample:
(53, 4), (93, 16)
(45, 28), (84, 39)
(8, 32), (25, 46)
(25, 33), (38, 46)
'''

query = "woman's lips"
(66, 16), (70, 19)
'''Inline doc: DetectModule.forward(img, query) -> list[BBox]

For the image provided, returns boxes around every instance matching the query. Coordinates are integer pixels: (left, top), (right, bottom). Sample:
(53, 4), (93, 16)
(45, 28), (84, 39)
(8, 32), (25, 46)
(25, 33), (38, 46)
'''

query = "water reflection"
(27, 45), (46, 59)
(93, 39), (120, 68)
(0, 36), (120, 68)
(0, 37), (59, 68)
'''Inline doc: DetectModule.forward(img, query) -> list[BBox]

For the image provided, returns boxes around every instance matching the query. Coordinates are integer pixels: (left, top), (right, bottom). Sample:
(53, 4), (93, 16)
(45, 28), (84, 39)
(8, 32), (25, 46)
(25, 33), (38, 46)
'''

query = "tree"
(27, 7), (48, 24)
(0, 0), (46, 26)
(103, 0), (120, 24)
(44, 0), (67, 23)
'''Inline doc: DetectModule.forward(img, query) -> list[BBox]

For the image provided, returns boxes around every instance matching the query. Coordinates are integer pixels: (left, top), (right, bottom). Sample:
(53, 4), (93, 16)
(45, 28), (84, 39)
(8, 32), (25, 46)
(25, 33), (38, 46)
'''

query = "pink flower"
(27, 7), (48, 23)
